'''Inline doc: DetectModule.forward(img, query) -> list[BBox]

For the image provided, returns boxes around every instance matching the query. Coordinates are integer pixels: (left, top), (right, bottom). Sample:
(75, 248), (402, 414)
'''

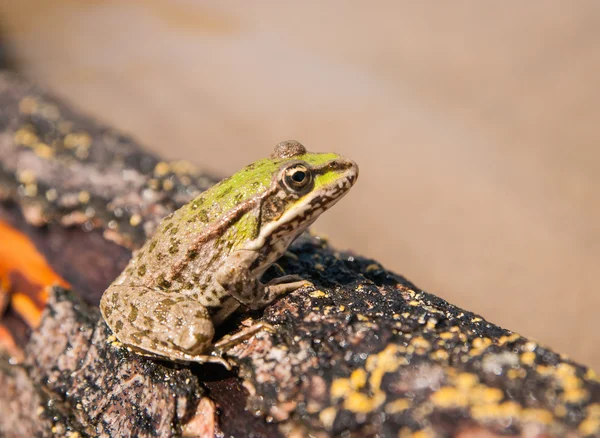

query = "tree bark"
(0, 70), (598, 438)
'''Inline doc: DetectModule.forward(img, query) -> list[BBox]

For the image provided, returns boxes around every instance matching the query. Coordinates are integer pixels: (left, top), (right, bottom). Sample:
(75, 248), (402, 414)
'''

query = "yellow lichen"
(556, 363), (576, 378)
(507, 368), (526, 380)
(411, 429), (435, 438)
(366, 345), (406, 390)
(497, 333), (521, 346)
(470, 385), (503, 405)
(330, 378), (351, 400)
(17, 169), (36, 185)
(330, 344), (407, 414)
(471, 401), (521, 420)
(45, 189), (58, 202)
(309, 290), (327, 299)
(425, 319), (437, 330)
(162, 179), (175, 191)
(536, 365), (553, 376)
(23, 184), (38, 197)
(64, 132), (92, 149)
(410, 337), (431, 350)
(430, 349), (449, 361)
(129, 214), (142, 227)
(350, 368), (367, 389)
(520, 351), (536, 365)
(78, 191), (91, 204)
(469, 337), (493, 356)
(579, 403), (600, 436)
(431, 387), (469, 408)
(344, 392), (385, 414)
(385, 398), (411, 414)
(34, 143), (55, 159)
(455, 373), (478, 390)
(14, 127), (38, 147)
(585, 368), (599, 382)
(563, 387), (589, 404)
(579, 417), (600, 436)
(170, 160), (196, 175)
(319, 406), (337, 429)
(521, 408), (553, 424)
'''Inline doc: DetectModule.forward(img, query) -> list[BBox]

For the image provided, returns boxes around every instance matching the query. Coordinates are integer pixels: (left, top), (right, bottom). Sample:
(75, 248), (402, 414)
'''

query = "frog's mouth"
(245, 158), (358, 251)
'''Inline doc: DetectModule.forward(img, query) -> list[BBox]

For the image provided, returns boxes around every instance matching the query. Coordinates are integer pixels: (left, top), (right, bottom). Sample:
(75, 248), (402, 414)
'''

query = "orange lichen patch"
(11, 292), (44, 328)
(0, 219), (69, 328)
(0, 324), (25, 363)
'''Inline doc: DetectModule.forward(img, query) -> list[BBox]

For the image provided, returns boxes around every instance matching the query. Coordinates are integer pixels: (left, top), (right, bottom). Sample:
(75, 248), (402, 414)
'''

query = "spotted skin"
(100, 141), (358, 366)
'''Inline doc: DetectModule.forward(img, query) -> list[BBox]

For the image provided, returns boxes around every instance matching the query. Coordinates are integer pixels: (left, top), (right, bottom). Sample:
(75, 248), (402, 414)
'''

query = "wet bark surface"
(1, 70), (599, 437)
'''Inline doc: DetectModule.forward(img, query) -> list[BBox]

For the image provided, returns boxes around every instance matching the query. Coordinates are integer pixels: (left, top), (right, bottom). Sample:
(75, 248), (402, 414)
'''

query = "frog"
(100, 140), (358, 368)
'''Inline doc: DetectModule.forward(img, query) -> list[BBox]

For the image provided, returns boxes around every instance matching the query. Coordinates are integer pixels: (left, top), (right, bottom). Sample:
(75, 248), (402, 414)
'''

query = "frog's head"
(245, 140), (359, 250)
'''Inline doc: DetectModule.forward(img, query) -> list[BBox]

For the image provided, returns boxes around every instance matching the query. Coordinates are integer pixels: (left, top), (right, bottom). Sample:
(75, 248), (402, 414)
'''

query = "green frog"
(100, 140), (358, 367)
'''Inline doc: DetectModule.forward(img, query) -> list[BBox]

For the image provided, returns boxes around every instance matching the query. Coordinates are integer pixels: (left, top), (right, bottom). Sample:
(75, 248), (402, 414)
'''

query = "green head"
(243, 140), (359, 251)
(180, 140), (358, 253)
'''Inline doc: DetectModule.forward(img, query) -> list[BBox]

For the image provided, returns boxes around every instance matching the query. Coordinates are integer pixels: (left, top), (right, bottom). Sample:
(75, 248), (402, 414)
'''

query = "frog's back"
(119, 157), (283, 290)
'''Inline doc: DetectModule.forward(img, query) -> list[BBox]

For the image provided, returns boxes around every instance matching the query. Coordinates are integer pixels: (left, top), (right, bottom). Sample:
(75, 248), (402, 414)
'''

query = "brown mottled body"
(100, 141), (358, 365)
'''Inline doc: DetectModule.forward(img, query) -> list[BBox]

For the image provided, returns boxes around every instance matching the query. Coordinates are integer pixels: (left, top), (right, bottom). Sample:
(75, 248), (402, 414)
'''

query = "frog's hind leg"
(100, 285), (217, 363)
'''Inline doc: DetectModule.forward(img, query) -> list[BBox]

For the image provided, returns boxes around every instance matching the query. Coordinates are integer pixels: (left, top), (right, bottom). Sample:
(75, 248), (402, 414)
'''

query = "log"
(0, 70), (598, 438)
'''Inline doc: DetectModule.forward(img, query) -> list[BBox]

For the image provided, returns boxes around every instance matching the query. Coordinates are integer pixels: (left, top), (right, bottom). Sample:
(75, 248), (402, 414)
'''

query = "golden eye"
(283, 164), (313, 193)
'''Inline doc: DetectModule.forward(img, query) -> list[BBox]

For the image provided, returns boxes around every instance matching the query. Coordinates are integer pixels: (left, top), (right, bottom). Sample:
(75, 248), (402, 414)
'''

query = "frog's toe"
(266, 274), (306, 286)
(213, 321), (275, 351)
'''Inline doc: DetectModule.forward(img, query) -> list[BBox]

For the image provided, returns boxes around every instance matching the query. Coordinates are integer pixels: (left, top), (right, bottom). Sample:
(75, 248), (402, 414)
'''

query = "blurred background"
(0, 2), (598, 369)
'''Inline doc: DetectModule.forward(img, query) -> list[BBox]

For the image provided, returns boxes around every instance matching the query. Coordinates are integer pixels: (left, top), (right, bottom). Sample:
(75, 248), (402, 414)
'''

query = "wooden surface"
(0, 1), (599, 372)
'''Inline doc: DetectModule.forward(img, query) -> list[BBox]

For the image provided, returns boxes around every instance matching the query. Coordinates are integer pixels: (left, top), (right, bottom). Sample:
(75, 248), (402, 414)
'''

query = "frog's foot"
(121, 343), (235, 370)
(266, 274), (304, 286)
(178, 352), (235, 370)
(264, 275), (310, 298)
(213, 321), (276, 351)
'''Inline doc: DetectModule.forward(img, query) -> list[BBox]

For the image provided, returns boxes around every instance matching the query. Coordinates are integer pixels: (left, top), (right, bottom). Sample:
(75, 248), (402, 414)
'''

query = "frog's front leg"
(216, 250), (308, 310)
(100, 285), (230, 367)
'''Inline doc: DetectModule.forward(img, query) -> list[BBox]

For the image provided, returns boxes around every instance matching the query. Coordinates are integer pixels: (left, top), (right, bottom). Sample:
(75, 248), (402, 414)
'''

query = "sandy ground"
(0, 1), (599, 369)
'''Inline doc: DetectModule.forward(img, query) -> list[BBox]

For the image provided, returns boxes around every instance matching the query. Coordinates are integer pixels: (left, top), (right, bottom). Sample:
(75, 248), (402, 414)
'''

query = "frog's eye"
(283, 164), (313, 193)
